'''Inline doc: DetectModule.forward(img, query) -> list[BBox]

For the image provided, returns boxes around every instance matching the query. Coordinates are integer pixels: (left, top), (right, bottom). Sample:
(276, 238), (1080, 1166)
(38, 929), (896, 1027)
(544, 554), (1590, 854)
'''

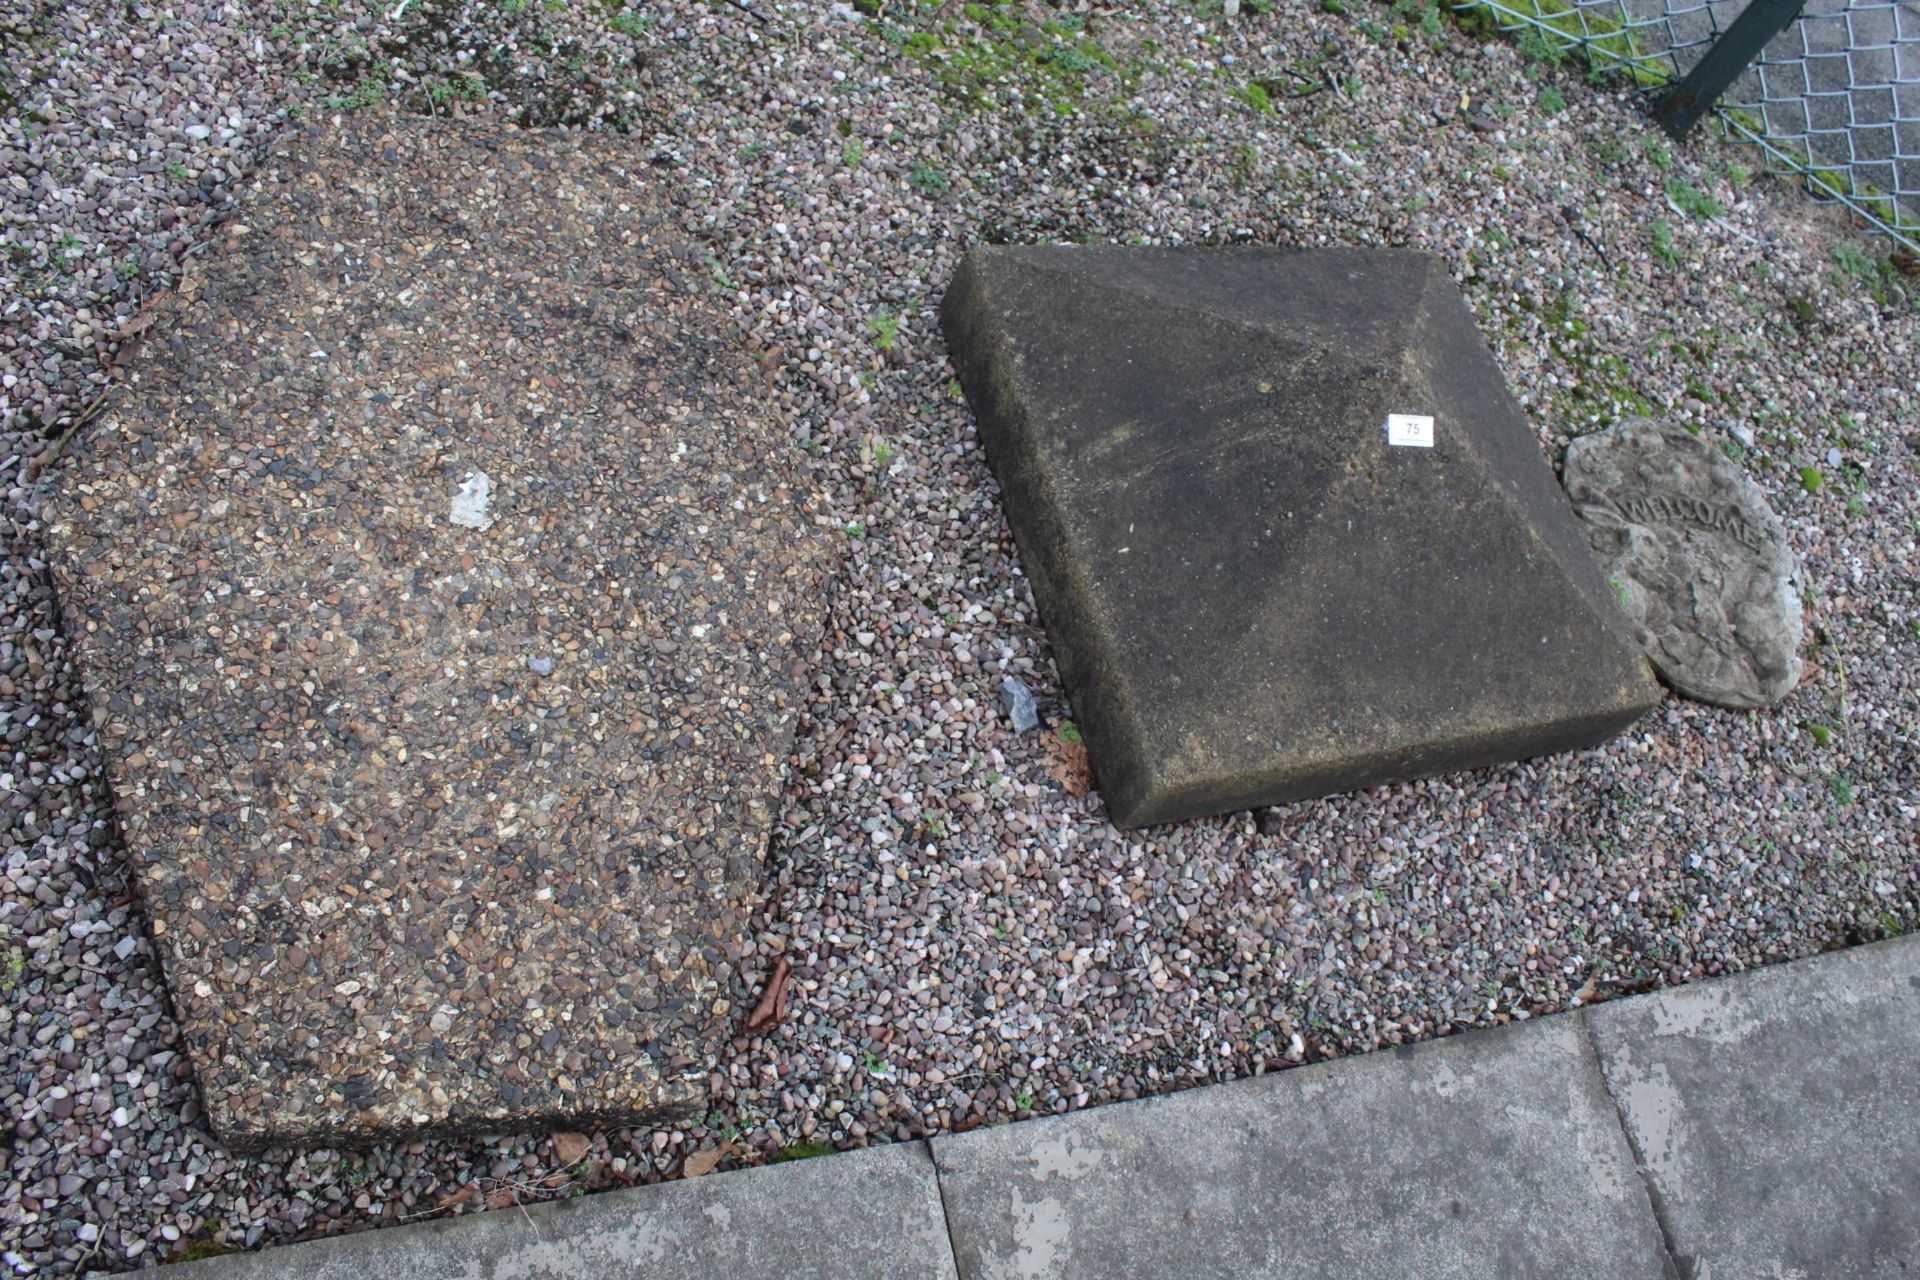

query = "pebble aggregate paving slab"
(41, 121), (827, 1145)
(942, 244), (1660, 826)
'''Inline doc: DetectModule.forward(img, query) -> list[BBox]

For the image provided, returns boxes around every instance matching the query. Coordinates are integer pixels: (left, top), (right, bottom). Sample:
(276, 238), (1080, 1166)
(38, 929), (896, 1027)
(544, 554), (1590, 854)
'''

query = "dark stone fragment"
(942, 245), (1659, 828)
(1001, 675), (1040, 734)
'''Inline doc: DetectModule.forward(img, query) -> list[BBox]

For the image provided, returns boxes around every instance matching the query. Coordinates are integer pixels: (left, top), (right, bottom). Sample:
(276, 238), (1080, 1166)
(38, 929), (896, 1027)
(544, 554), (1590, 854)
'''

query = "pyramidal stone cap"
(941, 245), (1660, 828)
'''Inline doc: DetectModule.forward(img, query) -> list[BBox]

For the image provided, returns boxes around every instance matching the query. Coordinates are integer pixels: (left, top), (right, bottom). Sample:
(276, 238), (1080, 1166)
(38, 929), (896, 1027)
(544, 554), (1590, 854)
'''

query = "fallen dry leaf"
(551, 1131), (591, 1168)
(681, 1141), (735, 1179)
(435, 1182), (479, 1210)
(113, 307), (158, 344)
(1044, 735), (1092, 798)
(743, 957), (791, 1035)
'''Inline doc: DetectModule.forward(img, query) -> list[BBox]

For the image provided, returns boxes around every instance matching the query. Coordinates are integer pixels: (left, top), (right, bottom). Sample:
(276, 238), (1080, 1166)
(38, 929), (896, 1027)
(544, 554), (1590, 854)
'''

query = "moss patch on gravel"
(868, 1), (1125, 116)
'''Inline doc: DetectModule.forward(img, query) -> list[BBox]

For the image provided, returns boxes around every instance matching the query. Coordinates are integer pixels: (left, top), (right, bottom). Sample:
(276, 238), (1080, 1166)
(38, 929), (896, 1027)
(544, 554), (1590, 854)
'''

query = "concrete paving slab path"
(930, 1013), (1672, 1280)
(1588, 936), (1920, 1279)
(141, 1141), (958, 1280)
(130, 936), (1920, 1279)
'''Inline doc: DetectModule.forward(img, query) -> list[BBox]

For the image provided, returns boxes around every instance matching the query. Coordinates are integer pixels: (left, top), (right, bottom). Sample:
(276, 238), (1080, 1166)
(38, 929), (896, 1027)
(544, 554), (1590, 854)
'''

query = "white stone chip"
(449, 469), (492, 529)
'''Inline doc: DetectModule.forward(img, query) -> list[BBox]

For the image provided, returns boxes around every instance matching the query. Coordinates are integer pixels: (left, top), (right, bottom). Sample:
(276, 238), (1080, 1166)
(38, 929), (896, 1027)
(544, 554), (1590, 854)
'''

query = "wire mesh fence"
(1454, 0), (1920, 252)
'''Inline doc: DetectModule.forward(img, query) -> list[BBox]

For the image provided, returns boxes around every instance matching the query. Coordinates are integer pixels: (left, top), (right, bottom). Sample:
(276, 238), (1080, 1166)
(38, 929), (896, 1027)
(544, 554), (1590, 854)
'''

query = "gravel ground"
(2, 0), (1915, 1271)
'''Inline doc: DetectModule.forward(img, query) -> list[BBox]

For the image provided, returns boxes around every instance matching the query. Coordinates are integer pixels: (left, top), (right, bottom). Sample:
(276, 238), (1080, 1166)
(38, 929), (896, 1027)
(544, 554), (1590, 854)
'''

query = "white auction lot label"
(1386, 413), (1435, 448)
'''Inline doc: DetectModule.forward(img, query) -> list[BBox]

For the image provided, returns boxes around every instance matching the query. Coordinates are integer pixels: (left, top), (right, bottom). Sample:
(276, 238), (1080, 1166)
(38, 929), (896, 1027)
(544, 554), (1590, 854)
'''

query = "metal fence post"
(1649, 0), (1807, 140)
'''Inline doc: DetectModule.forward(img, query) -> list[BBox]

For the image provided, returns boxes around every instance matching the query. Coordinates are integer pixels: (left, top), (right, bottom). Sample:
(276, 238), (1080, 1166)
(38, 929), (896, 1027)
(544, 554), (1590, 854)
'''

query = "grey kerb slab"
(139, 936), (1919, 1280)
(932, 1014), (1671, 1280)
(1589, 934), (1920, 1279)
(131, 1141), (959, 1280)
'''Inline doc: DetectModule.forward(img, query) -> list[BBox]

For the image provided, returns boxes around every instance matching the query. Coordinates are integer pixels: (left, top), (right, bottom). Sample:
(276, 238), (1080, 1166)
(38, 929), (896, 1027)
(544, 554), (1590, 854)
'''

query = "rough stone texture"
(1589, 936), (1920, 1279)
(7, 4), (1918, 1268)
(931, 1014), (1673, 1279)
(42, 121), (826, 1146)
(144, 1142), (959, 1280)
(941, 245), (1661, 828)
(1562, 416), (1802, 708)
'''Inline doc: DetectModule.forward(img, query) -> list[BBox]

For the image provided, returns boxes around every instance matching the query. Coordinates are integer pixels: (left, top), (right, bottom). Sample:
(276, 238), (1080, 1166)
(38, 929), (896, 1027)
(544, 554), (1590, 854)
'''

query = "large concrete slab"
(146, 1142), (958, 1280)
(930, 1015), (1673, 1279)
(44, 121), (826, 1145)
(1589, 936), (1920, 1278)
(941, 246), (1658, 828)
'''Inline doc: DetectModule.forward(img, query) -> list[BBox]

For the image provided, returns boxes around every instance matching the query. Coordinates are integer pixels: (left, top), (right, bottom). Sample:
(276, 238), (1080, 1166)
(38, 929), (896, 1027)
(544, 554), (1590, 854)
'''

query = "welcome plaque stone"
(1562, 416), (1801, 708)
(942, 246), (1659, 828)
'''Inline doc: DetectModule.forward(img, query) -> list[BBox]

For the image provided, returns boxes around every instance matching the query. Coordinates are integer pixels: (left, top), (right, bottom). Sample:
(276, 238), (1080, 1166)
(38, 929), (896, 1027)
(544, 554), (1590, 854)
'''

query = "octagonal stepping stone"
(45, 122), (826, 1145)
(942, 245), (1659, 828)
